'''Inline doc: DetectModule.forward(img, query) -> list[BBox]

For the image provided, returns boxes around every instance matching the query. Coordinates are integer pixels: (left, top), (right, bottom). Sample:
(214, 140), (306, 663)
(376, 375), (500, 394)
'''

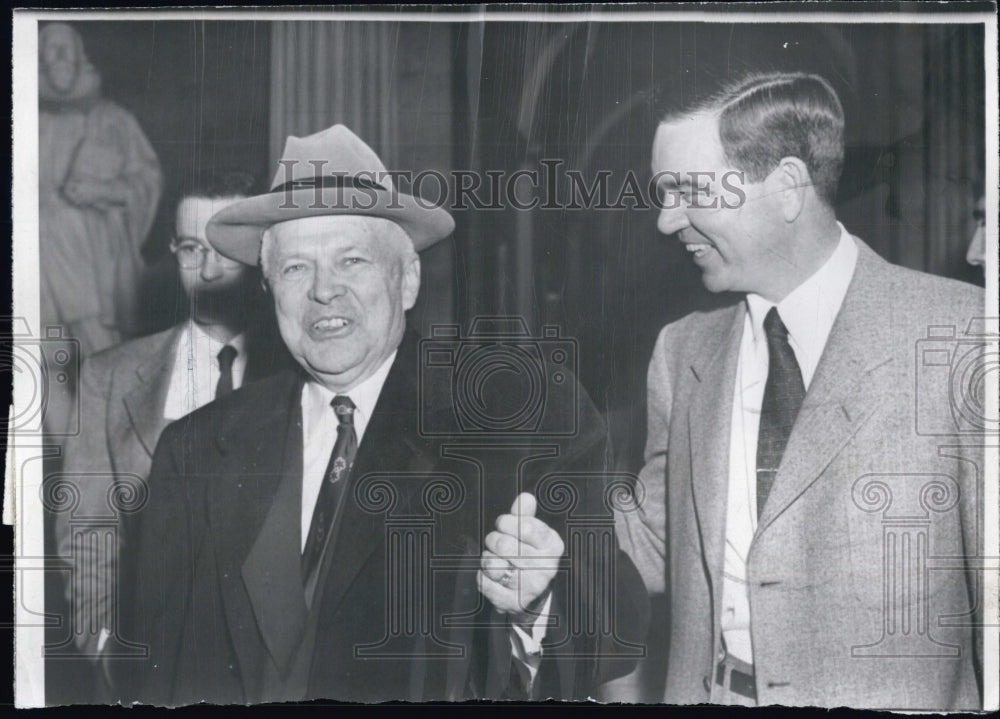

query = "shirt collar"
(182, 319), (247, 360)
(301, 350), (398, 426)
(745, 223), (858, 351)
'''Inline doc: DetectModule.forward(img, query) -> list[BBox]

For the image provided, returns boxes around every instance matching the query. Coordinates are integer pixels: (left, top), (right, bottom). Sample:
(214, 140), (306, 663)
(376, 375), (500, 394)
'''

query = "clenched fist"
(478, 493), (564, 623)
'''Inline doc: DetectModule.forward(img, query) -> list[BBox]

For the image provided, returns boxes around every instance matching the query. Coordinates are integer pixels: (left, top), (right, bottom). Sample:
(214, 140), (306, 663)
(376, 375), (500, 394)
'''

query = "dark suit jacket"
(54, 321), (289, 656)
(130, 331), (647, 704)
(617, 236), (984, 709)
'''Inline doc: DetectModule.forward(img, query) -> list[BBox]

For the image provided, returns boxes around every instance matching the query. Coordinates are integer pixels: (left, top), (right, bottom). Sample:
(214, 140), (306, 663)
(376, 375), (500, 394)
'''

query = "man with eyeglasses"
(54, 170), (289, 701)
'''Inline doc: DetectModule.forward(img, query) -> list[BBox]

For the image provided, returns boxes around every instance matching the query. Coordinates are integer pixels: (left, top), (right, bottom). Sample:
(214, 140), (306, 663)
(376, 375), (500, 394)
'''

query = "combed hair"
(665, 72), (845, 205)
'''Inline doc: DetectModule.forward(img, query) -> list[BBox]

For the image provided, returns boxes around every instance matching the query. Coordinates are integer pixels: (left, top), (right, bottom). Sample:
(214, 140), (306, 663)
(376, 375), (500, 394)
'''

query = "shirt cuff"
(508, 592), (553, 692)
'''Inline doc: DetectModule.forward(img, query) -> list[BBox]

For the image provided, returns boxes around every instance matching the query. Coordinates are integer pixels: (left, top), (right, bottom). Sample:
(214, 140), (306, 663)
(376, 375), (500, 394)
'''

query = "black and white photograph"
(6, 3), (999, 710)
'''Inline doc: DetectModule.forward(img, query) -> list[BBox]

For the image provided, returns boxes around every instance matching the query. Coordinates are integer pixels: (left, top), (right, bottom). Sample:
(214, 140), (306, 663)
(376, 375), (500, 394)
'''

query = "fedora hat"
(207, 124), (455, 265)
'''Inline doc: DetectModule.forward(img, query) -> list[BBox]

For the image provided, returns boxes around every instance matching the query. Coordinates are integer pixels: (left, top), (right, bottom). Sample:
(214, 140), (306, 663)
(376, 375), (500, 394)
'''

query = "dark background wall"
(69, 20), (272, 332)
(56, 18), (986, 473)
(459, 21), (986, 469)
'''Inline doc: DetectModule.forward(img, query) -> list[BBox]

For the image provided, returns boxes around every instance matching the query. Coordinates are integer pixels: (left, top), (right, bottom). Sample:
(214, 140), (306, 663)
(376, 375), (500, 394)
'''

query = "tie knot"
(331, 395), (356, 425)
(218, 344), (237, 368)
(763, 307), (789, 343)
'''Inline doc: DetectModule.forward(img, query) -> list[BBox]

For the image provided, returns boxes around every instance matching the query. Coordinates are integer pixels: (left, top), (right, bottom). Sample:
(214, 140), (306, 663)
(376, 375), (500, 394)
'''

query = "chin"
(701, 276), (729, 294)
(305, 351), (365, 378)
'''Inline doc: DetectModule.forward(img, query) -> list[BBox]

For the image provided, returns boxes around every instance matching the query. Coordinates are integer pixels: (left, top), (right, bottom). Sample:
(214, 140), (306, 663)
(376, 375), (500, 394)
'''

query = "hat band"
(270, 174), (387, 195)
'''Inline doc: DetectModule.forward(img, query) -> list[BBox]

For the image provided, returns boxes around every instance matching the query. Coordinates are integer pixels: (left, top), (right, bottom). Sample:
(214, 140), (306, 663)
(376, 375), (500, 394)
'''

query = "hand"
(478, 493), (564, 623)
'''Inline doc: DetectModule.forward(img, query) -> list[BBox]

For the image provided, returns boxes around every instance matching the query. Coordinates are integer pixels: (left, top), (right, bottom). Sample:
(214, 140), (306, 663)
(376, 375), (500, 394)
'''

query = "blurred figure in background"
(39, 21), (162, 435)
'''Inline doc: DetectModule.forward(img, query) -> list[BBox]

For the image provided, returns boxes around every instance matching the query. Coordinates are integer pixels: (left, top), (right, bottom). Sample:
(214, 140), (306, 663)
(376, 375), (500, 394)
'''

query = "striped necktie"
(302, 395), (358, 600)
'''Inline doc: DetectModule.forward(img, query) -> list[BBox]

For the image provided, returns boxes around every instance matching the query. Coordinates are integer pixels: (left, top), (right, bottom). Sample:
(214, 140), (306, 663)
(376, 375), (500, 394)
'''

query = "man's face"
(265, 215), (420, 392)
(174, 196), (251, 319)
(651, 114), (785, 299)
(41, 25), (79, 94)
(967, 195), (986, 267)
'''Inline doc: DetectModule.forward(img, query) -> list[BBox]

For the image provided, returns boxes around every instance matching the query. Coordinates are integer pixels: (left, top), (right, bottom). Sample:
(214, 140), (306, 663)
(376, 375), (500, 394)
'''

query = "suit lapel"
(314, 333), (434, 619)
(120, 327), (179, 457)
(756, 239), (895, 533)
(239, 396), (310, 677)
(687, 304), (745, 603)
(207, 370), (306, 684)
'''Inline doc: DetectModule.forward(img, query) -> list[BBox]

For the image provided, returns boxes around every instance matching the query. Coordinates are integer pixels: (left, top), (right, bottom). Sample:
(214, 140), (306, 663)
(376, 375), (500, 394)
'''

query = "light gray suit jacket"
(617, 236), (984, 709)
(55, 326), (180, 654)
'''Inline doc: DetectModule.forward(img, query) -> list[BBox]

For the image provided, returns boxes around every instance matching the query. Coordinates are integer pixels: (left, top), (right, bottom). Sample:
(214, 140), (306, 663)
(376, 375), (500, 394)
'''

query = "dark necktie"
(756, 307), (806, 517)
(215, 345), (237, 398)
(302, 396), (358, 597)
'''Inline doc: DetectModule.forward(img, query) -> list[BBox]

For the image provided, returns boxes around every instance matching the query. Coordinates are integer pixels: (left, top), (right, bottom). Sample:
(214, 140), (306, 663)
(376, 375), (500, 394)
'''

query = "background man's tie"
(302, 396), (358, 599)
(215, 345), (237, 398)
(756, 307), (806, 517)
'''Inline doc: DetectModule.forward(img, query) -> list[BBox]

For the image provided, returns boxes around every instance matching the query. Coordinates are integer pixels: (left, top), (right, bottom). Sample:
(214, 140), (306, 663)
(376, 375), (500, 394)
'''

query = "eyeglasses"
(171, 238), (243, 270)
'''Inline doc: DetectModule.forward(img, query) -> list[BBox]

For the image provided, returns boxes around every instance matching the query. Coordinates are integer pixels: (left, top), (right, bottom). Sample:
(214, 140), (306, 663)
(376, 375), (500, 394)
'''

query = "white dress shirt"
(300, 351), (396, 550)
(163, 321), (248, 421)
(721, 225), (858, 664)
(299, 350), (548, 691)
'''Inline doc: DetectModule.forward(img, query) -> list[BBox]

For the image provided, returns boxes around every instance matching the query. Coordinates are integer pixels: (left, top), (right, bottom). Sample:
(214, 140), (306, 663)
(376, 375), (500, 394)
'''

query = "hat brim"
(206, 186), (455, 265)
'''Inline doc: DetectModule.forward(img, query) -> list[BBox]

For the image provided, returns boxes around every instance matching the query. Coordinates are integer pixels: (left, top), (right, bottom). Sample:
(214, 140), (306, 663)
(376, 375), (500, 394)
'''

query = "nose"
(966, 226), (986, 267)
(309, 266), (347, 304)
(200, 250), (226, 281)
(657, 202), (691, 236)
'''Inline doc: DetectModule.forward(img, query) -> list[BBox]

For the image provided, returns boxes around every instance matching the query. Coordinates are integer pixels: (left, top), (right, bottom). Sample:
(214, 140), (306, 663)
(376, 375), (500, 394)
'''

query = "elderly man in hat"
(128, 125), (647, 704)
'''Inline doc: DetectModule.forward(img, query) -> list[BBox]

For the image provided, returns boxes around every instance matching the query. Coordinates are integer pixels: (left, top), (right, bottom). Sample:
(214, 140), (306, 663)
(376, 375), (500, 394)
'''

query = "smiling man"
(616, 72), (984, 709)
(129, 125), (646, 704)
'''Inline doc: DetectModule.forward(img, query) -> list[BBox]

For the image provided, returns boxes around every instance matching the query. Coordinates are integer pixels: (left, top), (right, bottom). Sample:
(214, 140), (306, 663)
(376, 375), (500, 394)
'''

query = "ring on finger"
(498, 568), (514, 588)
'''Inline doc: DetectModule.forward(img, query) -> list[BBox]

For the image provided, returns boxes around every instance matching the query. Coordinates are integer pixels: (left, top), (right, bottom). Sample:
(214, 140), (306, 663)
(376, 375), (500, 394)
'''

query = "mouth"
(683, 242), (714, 260)
(308, 315), (355, 337)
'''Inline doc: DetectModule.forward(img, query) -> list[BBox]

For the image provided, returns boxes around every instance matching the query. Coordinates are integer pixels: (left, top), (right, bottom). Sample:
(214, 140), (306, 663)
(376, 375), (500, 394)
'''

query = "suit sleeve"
(615, 325), (673, 595)
(534, 380), (650, 698)
(56, 356), (117, 654)
(957, 438), (984, 701)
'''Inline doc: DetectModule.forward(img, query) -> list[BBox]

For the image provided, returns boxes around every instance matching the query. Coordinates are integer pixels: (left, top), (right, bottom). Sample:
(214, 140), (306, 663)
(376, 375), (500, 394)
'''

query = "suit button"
(703, 675), (711, 692)
(717, 647), (726, 661)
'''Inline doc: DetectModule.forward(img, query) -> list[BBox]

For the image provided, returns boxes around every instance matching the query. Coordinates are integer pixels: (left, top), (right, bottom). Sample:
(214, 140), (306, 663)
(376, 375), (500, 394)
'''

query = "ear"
(772, 156), (811, 222)
(401, 255), (421, 311)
